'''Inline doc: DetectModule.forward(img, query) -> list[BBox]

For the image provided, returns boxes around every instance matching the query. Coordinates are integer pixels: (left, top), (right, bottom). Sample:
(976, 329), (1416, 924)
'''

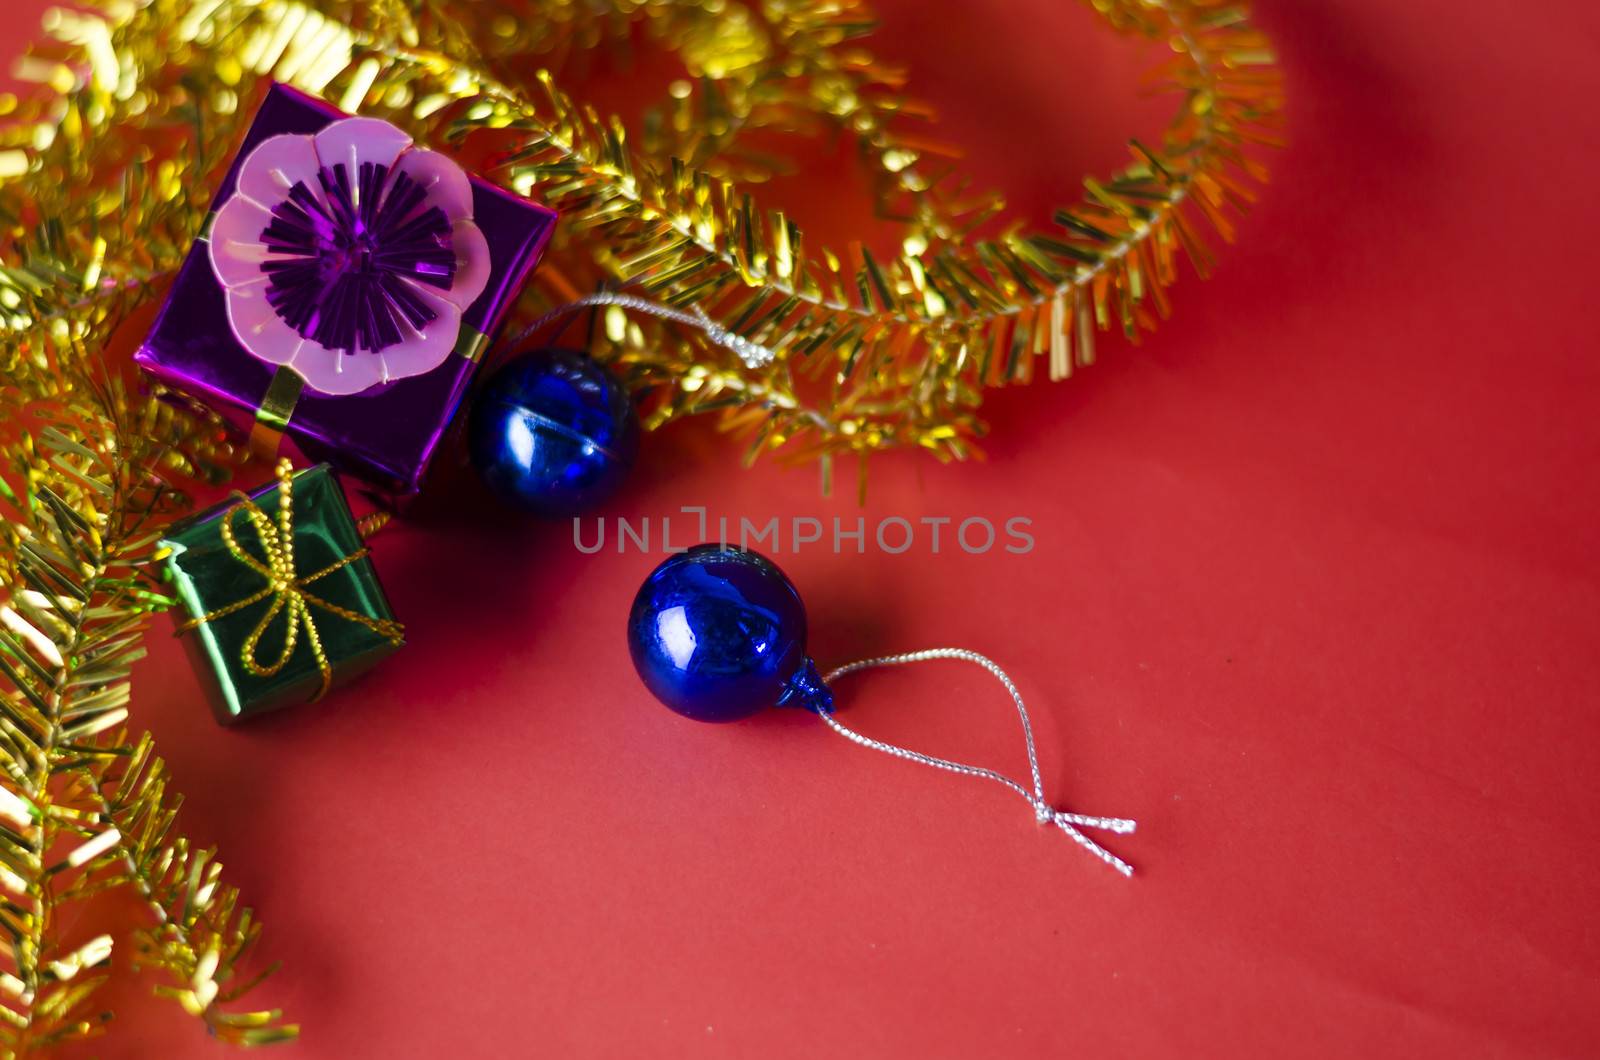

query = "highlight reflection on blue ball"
(468, 348), (638, 517)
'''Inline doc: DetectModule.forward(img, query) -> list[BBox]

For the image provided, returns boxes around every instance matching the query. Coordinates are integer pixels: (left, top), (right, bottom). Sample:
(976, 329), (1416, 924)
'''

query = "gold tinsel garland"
(0, 0), (1279, 1051)
(0, 380), (285, 1050)
(1, 0), (1282, 474)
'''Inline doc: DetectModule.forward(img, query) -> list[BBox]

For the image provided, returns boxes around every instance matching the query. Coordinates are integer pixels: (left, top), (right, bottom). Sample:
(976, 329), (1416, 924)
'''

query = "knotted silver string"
(508, 292), (778, 369)
(820, 648), (1137, 876)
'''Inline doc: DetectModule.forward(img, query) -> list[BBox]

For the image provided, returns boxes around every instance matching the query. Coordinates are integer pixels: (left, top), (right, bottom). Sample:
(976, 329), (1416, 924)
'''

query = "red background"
(7, 0), (1600, 1056)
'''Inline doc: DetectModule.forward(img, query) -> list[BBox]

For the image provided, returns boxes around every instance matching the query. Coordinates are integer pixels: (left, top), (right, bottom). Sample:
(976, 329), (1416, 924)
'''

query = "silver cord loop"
(509, 292), (778, 369)
(821, 648), (1137, 876)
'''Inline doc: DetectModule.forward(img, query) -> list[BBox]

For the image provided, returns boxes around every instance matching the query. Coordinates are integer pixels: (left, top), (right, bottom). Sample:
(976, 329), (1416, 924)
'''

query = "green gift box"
(160, 461), (403, 724)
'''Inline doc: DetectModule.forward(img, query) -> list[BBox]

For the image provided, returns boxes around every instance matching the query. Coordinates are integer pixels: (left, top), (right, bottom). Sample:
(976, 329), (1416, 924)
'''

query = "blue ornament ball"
(468, 347), (638, 517)
(628, 545), (832, 723)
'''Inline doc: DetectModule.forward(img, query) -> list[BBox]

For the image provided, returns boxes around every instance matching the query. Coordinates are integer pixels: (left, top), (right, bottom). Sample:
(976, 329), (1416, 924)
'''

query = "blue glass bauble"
(468, 347), (638, 517)
(628, 545), (832, 722)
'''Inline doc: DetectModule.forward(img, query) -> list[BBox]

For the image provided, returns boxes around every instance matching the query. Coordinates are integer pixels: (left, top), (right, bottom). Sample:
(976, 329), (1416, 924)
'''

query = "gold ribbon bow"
(178, 459), (403, 700)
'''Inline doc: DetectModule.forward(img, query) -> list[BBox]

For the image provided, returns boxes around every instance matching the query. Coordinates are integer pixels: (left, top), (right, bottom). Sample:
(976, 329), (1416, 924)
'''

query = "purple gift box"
(136, 82), (557, 495)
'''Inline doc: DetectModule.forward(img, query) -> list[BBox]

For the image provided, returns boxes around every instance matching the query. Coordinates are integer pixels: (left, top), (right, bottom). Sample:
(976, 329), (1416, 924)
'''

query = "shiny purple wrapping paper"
(134, 83), (557, 495)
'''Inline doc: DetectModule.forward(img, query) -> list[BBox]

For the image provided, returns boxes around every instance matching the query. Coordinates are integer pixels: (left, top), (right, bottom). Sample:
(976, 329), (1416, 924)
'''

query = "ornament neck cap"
(776, 657), (833, 715)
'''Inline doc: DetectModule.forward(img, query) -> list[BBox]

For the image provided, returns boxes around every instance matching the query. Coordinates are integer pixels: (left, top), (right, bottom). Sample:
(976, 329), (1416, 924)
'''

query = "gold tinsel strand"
(0, 379), (284, 1051)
